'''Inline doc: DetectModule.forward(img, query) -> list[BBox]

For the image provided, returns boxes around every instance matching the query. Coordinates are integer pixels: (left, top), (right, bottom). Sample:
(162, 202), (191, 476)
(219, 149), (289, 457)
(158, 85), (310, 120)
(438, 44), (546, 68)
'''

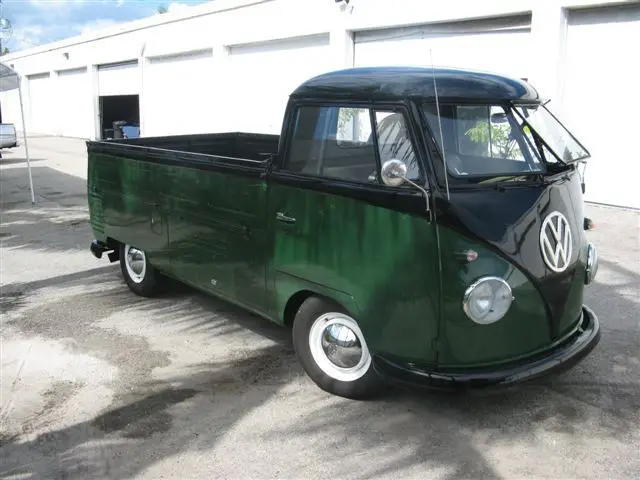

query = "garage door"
(144, 49), (215, 137)
(97, 60), (139, 96)
(57, 67), (93, 139)
(27, 73), (53, 135)
(355, 15), (532, 80)
(561, 6), (640, 209)
(226, 34), (331, 134)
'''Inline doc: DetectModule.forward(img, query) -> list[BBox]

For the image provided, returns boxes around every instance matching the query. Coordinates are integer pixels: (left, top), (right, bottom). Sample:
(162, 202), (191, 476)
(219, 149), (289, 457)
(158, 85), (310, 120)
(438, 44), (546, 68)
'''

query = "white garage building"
(1, 0), (639, 209)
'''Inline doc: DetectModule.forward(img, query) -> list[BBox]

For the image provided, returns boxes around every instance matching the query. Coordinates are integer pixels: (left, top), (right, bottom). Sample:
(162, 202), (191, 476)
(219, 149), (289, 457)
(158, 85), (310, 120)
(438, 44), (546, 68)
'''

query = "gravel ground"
(1, 137), (639, 479)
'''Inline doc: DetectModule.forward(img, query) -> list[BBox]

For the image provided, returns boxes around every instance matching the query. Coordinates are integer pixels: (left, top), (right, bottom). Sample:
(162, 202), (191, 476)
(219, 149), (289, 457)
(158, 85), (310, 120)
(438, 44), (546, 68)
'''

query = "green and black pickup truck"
(88, 66), (600, 399)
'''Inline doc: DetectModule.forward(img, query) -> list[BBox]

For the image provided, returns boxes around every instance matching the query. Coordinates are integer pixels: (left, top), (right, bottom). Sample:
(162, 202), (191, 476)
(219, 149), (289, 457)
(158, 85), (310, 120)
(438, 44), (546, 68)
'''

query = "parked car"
(87, 66), (600, 400)
(0, 123), (18, 148)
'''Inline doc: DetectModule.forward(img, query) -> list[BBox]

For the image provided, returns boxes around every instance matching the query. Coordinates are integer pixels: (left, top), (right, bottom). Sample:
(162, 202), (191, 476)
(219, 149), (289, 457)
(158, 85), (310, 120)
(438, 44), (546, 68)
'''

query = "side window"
(374, 111), (420, 180)
(336, 107), (372, 143)
(284, 105), (420, 185)
(285, 105), (378, 184)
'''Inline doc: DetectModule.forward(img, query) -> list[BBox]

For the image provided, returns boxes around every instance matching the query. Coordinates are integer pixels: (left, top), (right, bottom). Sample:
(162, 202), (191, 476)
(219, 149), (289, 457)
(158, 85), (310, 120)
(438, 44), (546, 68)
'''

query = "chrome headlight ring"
(463, 276), (514, 325)
(585, 242), (599, 285)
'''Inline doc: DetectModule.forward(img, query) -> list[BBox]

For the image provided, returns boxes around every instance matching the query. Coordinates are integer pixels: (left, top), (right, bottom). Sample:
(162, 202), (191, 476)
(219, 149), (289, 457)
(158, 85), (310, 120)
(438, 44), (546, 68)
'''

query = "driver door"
(266, 102), (441, 363)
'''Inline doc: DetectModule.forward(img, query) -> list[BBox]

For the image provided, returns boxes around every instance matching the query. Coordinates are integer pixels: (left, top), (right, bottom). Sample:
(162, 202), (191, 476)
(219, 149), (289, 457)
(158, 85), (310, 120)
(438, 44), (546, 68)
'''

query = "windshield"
(422, 102), (591, 182)
(513, 104), (589, 163)
(422, 104), (545, 180)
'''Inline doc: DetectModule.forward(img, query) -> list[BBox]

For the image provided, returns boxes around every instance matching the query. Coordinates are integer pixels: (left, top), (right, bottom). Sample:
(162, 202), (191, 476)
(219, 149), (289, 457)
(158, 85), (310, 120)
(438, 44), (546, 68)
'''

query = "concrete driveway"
(1, 137), (639, 479)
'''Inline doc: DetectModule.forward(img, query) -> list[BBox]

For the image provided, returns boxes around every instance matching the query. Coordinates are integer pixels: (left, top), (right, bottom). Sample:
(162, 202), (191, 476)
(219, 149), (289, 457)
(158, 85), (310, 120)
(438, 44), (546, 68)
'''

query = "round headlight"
(463, 277), (513, 325)
(585, 242), (598, 285)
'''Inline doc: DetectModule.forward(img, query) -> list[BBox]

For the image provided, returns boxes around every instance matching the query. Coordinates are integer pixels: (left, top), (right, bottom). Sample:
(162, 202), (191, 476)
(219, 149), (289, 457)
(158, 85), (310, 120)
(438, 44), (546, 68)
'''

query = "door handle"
(276, 212), (296, 224)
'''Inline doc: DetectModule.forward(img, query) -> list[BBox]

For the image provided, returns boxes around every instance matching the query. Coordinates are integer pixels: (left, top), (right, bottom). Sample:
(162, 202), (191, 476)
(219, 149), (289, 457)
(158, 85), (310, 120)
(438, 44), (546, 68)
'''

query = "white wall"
(26, 73), (54, 135)
(97, 60), (140, 96)
(143, 49), (217, 136)
(560, 4), (640, 209)
(225, 34), (332, 134)
(56, 67), (93, 139)
(1, 0), (639, 207)
(354, 15), (532, 79)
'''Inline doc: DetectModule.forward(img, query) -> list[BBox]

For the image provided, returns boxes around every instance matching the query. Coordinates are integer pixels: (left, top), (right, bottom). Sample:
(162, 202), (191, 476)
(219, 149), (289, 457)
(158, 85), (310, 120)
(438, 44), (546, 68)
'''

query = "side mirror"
(380, 159), (431, 212)
(380, 159), (408, 186)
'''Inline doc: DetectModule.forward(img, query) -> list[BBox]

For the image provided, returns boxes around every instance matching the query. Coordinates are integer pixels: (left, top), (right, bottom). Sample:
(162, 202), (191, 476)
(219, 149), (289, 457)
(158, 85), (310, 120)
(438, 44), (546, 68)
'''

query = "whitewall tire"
(292, 296), (385, 399)
(119, 243), (160, 297)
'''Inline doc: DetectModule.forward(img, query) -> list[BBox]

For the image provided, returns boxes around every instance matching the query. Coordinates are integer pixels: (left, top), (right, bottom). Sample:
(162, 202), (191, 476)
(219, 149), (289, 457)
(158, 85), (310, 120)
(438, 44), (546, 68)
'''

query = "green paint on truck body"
(88, 150), (441, 364)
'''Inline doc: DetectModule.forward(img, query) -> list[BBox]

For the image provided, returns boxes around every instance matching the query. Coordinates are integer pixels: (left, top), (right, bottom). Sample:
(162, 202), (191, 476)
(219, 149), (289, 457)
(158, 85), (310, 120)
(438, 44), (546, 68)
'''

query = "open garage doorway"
(99, 94), (140, 140)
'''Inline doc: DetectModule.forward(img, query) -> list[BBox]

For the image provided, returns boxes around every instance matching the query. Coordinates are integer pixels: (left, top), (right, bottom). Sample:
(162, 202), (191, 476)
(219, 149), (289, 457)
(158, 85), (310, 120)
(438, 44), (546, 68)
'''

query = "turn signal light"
(584, 217), (595, 230)
(455, 249), (478, 263)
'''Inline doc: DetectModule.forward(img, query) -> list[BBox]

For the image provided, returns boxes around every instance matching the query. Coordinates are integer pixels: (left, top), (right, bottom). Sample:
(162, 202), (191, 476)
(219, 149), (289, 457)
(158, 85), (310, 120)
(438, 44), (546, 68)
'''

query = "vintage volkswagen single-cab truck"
(87, 66), (600, 399)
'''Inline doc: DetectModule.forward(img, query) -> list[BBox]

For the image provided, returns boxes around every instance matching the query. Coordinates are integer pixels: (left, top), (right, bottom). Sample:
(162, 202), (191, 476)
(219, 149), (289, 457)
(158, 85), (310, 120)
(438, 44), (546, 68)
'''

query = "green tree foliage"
(465, 120), (525, 160)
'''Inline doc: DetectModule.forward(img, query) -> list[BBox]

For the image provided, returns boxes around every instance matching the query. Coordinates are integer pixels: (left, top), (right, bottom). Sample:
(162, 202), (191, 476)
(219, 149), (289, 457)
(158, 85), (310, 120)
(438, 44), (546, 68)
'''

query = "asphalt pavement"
(1, 136), (639, 479)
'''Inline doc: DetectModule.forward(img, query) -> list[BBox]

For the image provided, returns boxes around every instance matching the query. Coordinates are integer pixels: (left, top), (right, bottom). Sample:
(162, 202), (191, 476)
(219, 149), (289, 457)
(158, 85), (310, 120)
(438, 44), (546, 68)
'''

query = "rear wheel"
(119, 243), (160, 297)
(292, 296), (385, 399)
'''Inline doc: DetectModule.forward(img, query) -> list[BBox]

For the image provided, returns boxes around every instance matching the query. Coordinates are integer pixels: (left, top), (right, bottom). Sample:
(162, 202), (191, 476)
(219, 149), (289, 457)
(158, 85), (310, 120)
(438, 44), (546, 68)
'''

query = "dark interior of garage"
(99, 95), (140, 140)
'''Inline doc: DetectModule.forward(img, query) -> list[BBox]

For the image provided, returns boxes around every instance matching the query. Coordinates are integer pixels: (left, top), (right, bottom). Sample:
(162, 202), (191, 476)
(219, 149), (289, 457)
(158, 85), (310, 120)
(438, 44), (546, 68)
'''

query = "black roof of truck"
(291, 66), (540, 103)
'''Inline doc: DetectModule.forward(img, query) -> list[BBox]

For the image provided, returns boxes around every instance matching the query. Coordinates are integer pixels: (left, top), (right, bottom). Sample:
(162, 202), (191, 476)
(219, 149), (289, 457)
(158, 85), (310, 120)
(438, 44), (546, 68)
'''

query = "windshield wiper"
(479, 173), (544, 187)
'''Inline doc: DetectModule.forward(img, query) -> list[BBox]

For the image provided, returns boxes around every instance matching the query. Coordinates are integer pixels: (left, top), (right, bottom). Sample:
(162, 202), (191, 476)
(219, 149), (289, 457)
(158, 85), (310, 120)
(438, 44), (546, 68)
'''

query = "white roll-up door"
(354, 15), (532, 80)
(97, 60), (139, 96)
(561, 6), (640, 209)
(144, 49), (215, 137)
(57, 67), (93, 139)
(225, 34), (331, 134)
(27, 73), (53, 135)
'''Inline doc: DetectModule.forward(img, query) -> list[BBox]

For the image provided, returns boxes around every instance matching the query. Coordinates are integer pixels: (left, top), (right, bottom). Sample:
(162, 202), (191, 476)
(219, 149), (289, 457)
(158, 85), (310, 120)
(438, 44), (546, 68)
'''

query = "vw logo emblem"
(540, 211), (573, 272)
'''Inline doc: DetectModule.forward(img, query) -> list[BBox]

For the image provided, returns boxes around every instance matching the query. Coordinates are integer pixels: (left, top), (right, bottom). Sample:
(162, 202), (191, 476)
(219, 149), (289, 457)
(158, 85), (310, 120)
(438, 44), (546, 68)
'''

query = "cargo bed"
(87, 132), (280, 168)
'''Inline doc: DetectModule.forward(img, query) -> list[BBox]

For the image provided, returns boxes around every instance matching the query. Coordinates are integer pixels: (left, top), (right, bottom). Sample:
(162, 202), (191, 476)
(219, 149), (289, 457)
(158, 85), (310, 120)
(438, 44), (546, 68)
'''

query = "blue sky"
(0, 0), (212, 52)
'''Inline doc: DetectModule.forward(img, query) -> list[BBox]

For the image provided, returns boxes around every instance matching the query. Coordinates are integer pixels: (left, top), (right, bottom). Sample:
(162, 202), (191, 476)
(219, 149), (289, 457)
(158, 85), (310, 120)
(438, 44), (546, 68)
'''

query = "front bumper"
(373, 305), (600, 390)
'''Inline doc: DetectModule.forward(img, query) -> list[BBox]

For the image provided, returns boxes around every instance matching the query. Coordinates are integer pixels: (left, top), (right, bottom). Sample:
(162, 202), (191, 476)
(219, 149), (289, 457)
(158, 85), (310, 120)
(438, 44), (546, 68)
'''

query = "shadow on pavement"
(1, 166), (91, 255)
(1, 265), (117, 298)
(0, 342), (296, 480)
(0, 157), (46, 167)
(1, 268), (298, 478)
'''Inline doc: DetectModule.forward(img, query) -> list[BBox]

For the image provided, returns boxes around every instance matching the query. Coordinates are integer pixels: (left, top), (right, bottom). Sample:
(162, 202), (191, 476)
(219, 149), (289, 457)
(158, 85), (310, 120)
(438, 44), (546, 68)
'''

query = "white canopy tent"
(0, 61), (35, 204)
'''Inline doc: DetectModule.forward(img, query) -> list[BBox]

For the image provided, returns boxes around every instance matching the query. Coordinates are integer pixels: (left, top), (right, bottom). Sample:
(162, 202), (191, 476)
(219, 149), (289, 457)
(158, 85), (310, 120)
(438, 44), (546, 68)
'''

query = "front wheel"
(292, 296), (385, 400)
(119, 243), (161, 297)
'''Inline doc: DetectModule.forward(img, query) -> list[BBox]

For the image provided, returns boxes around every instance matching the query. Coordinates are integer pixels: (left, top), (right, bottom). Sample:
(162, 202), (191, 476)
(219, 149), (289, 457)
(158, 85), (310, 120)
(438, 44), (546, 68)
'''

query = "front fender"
(436, 225), (554, 368)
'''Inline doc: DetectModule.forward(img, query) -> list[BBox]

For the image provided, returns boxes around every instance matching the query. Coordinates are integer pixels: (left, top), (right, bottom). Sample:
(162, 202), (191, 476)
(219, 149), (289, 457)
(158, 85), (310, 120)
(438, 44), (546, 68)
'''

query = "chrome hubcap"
(308, 313), (371, 382)
(321, 323), (362, 369)
(125, 244), (146, 283)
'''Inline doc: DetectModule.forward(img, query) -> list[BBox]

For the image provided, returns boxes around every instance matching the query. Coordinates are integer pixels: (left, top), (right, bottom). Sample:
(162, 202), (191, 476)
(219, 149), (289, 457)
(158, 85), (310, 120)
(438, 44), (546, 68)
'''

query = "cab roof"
(290, 66), (541, 103)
